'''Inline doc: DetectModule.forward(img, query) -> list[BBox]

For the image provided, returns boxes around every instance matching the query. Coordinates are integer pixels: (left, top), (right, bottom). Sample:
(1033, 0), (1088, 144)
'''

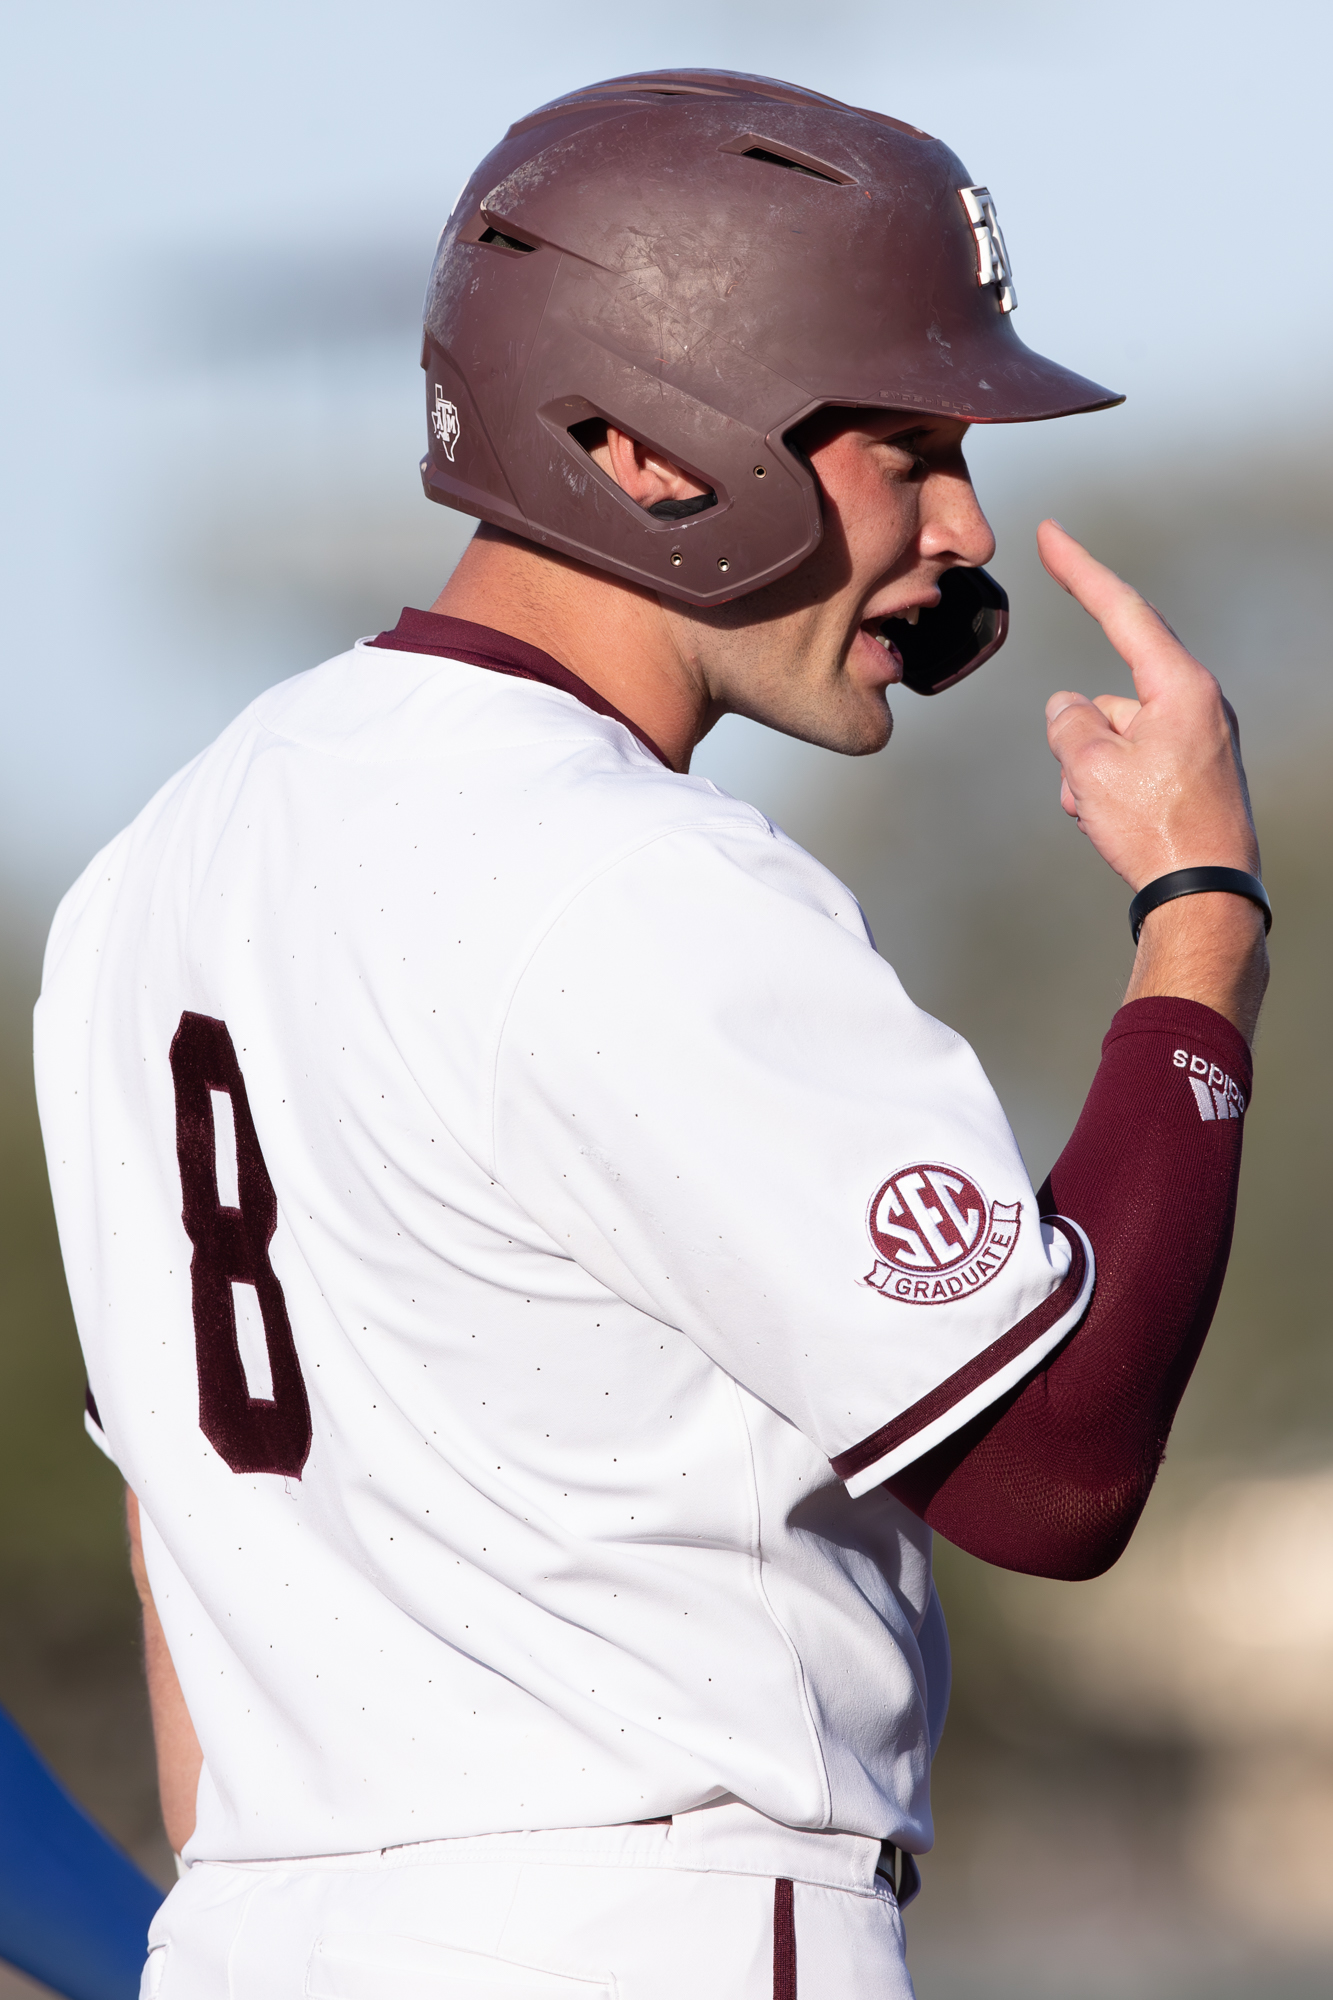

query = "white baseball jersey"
(35, 617), (1092, 1865)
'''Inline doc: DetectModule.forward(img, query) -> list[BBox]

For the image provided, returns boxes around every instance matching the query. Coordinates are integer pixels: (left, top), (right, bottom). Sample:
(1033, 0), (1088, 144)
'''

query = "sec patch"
(864, 1162), (1021, 1305)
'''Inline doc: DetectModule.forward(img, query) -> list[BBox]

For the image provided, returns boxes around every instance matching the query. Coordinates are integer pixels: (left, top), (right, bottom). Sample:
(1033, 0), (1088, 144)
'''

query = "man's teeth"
(869, 608), (920, 646)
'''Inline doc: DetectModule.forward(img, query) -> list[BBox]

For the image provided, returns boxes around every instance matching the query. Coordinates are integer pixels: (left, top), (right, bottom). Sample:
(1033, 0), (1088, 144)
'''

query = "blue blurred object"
(0, 1704), (164, 1999)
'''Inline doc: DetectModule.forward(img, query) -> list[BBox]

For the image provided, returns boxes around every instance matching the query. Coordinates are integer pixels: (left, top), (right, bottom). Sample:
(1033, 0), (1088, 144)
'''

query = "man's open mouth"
(865, 604), (922, 660)
(863, 613), (917, 672)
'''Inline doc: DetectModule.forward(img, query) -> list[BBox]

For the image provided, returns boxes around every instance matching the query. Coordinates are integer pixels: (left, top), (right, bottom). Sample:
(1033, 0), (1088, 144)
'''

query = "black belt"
(877, 1840), (921, 1907)
(635, 1816), (920, 1908)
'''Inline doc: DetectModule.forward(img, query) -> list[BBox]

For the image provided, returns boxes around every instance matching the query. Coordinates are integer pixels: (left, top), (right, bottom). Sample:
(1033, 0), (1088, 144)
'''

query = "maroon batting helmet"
(420, 70), (1121, 690)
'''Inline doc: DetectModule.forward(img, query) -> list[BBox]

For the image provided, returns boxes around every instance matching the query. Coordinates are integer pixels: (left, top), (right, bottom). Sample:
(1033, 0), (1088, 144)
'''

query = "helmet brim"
(808, 322), (1123, 430)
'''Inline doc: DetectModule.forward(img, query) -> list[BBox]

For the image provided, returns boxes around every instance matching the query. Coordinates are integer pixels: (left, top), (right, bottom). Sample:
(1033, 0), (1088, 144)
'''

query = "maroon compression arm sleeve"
(887, 997), (1252, 1580)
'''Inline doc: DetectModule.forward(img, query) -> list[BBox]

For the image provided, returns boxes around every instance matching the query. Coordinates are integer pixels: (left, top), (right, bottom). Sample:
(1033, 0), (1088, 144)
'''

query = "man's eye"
(882, 434), (928, 474)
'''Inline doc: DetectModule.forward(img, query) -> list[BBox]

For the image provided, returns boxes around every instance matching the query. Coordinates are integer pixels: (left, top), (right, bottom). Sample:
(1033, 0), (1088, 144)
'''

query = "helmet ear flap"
(420, 340), (524, 526)
(888, 568), (1009, 694)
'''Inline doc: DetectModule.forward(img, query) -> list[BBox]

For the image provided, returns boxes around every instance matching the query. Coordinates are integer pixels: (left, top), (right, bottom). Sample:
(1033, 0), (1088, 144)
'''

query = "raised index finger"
(1035, 519), (1204, 705)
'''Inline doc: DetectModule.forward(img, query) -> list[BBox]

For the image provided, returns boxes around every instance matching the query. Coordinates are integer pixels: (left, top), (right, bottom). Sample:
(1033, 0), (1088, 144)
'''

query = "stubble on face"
(661, 411), (990, 760)
(663, 559), (899, 757)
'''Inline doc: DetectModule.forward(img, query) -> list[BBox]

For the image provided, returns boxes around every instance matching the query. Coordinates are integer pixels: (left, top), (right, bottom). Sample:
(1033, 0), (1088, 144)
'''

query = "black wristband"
(1129, 867), (1272, 945)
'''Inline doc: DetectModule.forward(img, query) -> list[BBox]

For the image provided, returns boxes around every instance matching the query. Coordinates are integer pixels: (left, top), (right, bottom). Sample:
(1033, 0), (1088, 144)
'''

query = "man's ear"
(593, 427), (713, 513)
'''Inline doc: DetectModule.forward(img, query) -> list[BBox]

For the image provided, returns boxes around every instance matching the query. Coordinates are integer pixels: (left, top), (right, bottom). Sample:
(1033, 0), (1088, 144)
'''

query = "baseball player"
(35, 71), (1268, 2000)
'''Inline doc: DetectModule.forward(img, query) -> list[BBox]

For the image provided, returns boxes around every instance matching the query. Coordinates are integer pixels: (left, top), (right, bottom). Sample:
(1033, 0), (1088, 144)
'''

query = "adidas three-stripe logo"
(1173, 1047), (1246, 1122)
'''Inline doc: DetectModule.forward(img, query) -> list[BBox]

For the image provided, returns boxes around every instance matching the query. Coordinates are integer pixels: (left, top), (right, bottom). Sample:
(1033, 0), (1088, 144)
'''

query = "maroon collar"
(366, 609), (670, 769)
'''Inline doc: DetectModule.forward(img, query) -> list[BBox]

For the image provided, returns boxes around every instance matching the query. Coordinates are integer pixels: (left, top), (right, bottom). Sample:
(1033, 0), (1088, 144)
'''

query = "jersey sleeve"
(492, 820), (1093, 1493)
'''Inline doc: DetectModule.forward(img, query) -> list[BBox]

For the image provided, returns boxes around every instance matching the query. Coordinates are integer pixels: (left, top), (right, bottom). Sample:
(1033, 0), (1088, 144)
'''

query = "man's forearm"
(127, 1489), (203, 1854)
(888, 993), (1251, 1577)
(1125, 891), (1268, 1045)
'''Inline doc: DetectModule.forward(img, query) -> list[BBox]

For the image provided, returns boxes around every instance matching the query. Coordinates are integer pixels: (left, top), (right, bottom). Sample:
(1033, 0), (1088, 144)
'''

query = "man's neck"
(430, 526), (715, 773)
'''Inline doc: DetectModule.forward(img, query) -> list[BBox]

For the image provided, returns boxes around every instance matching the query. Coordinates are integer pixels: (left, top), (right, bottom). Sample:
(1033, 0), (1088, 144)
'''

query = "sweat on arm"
(888, 995), (1252, 1580)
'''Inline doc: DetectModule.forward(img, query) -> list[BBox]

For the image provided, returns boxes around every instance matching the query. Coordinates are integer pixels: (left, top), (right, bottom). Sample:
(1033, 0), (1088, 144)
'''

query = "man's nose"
(920, 469), (996, 571)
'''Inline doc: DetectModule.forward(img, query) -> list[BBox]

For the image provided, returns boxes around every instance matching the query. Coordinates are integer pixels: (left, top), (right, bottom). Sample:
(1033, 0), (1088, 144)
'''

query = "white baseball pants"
(141, 1803), (916, 2000)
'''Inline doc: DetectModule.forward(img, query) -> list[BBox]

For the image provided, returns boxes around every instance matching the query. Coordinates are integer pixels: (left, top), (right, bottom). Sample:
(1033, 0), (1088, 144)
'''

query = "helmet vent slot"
(741, 146), (840, 182)
(478, 226), (536, 253)
(718, 136), (858, 184)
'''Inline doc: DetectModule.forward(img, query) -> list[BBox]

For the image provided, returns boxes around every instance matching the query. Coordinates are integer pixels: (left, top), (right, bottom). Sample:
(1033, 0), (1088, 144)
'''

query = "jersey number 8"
(169, 1011), (312, 1478)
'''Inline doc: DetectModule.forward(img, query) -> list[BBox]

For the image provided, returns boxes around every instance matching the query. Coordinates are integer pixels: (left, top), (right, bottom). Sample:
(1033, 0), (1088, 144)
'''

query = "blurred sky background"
(4, 0), (1333, 900)
(2, 5), (1333, 1999)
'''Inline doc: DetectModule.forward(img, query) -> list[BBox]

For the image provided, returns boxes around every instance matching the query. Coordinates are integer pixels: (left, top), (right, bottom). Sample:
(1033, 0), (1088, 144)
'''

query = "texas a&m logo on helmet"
(864, 1162), (1021, 1305)
(431, 384), (461, 462)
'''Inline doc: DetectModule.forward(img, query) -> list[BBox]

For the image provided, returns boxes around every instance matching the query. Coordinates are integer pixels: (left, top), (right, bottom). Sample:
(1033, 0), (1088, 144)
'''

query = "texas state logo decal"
(864, 1162), (1021, 1305)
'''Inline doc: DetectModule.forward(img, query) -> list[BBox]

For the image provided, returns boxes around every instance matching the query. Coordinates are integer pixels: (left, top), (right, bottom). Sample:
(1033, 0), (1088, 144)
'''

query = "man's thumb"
(1046, 688), (1096, 729)
(1046, 689), (1112, 761)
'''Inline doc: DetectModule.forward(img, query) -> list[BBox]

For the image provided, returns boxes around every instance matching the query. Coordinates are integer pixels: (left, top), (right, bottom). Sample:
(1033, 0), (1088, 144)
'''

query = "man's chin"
(831, 706), (894, 757)
(761, 697), (894, 757)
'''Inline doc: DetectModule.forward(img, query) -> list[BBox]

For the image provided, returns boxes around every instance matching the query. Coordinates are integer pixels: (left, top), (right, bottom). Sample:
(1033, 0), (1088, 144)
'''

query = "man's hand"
(1037, 519), (1268, 1043)
(1039, 519), (1258, 885)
